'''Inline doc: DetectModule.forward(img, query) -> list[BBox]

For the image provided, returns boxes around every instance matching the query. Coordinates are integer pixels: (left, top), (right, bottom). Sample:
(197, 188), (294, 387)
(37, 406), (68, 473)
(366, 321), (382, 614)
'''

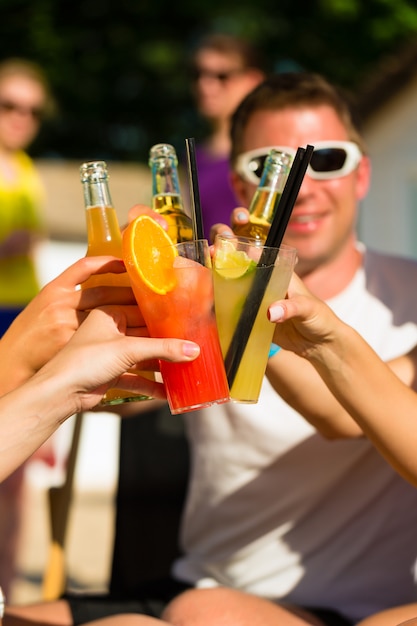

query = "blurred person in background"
(187, 33), (265, 237)
(0, 57), (55, 334)
(0, 57), (55, 599)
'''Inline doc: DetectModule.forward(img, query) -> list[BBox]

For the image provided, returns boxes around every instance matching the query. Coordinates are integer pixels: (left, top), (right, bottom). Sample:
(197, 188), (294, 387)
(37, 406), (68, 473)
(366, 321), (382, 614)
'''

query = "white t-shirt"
(173, 248), (417, 623)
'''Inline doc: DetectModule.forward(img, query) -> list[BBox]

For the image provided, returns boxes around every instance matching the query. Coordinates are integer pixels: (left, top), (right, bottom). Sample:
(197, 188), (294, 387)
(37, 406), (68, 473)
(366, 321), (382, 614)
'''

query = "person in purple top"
(194, 143), (238, 236)
(188, 33), (265, 238)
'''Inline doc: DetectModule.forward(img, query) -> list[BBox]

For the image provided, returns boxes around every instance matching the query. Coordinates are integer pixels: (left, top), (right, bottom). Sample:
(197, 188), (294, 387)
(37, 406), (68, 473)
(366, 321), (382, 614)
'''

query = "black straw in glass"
(224, 144), (314, 389)
(185, 137), (204, 241)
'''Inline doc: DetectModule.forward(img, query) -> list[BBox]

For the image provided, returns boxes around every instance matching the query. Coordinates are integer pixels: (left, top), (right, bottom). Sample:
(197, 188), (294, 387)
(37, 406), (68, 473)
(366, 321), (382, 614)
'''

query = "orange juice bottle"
(149, 143), (193, 243)
(80, 160), (130, 287)
(80, 160), (150, 405)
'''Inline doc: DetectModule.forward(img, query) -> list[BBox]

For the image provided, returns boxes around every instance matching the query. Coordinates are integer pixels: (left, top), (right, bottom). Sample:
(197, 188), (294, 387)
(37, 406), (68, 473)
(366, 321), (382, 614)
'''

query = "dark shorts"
(305, 607), (354, 626)
(65, 578), (354, 626)
(65, 578), (192, 624)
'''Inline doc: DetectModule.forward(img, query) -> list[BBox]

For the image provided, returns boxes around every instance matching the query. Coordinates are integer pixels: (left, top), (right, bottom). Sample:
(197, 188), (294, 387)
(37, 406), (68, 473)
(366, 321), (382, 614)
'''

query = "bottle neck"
(83, 179), (113, 209)
(259, 154), (291, 195)
(248, 154), (291, 221)
(82, 180), (122, 255)
(151, 156), (182, 198)
(148, 146), (194, 242)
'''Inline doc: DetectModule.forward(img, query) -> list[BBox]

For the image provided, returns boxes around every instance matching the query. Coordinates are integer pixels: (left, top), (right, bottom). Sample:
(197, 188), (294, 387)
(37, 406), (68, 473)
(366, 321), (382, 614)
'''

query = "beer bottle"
(149, 143), (193, 243)
(234, 149), (292, 241)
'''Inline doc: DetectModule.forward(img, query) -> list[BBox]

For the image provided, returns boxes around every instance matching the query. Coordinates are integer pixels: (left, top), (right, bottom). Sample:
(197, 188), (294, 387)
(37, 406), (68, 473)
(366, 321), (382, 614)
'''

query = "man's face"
(0, 75), (46, 152)
(231, 105), (370, 275)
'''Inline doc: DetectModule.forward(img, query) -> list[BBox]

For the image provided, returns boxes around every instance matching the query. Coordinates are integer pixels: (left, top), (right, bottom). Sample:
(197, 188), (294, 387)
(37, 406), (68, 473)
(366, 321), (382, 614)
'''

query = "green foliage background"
(1, 0), (417, 162)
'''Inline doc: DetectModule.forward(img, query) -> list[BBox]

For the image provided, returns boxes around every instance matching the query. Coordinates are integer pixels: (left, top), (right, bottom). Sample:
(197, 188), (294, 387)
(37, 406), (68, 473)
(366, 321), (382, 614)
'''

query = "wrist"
(27, 364), (80, 423)
(307, 322), (353, 374)
(268, 343), (281, 359)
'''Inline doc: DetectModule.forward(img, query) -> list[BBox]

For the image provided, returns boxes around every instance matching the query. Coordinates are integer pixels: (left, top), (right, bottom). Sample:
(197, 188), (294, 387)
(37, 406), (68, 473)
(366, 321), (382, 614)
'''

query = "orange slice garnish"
(122, 215), (177, 294)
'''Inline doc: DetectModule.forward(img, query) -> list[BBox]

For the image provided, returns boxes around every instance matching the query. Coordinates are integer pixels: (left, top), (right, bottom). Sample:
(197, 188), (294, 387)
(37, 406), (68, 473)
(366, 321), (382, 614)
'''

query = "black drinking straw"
(185, 137), (205, 241)
(224, 144), (314, 389)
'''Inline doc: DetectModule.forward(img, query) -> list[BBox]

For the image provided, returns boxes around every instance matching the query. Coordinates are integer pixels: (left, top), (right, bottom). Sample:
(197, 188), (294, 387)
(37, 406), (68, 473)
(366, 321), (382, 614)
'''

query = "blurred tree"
(0, 0), (416, 162)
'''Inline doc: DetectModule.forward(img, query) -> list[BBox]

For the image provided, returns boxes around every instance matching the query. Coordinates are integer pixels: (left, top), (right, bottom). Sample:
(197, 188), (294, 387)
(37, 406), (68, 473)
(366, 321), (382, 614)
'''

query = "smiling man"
(229, 73), (370, 297)
(162, 73), (417, 626)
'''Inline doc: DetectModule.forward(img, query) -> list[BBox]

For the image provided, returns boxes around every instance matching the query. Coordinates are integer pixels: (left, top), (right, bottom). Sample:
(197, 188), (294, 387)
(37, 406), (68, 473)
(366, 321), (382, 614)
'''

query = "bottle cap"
(80, 161), (109, 183)
(149, 143), (178, 166)
(259, 149), (292, 192)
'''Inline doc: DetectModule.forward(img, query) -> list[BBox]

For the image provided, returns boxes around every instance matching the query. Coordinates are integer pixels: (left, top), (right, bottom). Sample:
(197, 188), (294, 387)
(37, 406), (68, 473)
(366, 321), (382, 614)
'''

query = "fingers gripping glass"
(236, 141), (362, 185)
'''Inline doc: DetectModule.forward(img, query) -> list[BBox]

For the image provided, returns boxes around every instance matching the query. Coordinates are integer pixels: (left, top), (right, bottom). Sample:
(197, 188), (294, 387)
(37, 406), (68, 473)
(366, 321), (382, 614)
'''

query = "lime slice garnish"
(215, 246), (257, 279)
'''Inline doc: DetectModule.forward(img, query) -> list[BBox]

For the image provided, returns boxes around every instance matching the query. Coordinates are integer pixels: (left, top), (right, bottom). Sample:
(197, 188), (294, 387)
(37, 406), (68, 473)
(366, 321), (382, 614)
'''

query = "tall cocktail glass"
(126, 238), (230, 414)
(213, 235), (296, 403)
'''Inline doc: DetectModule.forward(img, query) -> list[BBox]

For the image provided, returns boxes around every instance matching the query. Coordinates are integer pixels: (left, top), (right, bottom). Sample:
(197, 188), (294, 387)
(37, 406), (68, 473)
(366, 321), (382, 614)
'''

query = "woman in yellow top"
(0, 57), (55, 598)
(0, 57), (54, 335)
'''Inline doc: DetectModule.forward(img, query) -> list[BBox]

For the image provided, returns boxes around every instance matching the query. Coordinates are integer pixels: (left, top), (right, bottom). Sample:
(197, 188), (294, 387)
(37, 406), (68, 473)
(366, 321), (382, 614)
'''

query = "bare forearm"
(388, 345), (417, 391)
(0, 370), (77, 482)
(268, 275), (417, 484)
(309, 323), (417, 487)
(266, 350), (363, 439)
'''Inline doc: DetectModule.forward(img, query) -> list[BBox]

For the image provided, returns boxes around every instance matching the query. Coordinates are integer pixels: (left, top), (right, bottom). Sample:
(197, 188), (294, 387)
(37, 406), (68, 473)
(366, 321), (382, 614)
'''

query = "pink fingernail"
(268, 304), (285, 322)
(183, 342), (200, 357)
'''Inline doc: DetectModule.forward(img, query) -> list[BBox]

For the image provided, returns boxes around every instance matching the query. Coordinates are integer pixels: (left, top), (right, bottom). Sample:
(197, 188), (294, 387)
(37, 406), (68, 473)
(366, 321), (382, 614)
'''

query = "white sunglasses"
(235, 141), (362, 185)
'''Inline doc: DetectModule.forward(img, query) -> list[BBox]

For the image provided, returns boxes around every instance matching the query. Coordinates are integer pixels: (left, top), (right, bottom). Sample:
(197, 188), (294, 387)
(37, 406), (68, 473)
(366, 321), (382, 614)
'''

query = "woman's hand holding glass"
(0, 305), (200, 483)
(0, 256), (138, 394)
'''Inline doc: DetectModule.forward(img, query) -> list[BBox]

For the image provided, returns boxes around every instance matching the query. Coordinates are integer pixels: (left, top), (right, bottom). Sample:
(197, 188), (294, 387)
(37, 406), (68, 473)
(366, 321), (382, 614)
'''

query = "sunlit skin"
(230, 105), (371, 300)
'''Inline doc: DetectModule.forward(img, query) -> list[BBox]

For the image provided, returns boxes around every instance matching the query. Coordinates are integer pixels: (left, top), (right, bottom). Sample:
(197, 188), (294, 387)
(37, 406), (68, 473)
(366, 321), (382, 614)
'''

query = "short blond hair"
(190, 33), (266, 73)
(0, 57), (56, 117)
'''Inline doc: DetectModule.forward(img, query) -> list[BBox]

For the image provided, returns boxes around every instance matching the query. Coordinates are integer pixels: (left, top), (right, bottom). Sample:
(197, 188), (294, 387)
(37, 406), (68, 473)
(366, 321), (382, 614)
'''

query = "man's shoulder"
(364, 248), (417, 281)
(363, 248), (417, 321)
(365, 247), (417, 267)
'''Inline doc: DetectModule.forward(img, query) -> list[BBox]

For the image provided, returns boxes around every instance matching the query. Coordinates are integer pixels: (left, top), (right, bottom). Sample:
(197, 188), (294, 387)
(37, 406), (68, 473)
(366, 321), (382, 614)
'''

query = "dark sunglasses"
(236, 141), (362, 185)
(0, 99), (44, 121)
(190, 66), (244, 83)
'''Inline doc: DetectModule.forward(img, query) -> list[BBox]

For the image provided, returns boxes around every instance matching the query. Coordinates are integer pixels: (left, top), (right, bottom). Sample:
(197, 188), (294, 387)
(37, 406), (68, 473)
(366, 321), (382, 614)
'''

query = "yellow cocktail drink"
(213, 235), (296, 403)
